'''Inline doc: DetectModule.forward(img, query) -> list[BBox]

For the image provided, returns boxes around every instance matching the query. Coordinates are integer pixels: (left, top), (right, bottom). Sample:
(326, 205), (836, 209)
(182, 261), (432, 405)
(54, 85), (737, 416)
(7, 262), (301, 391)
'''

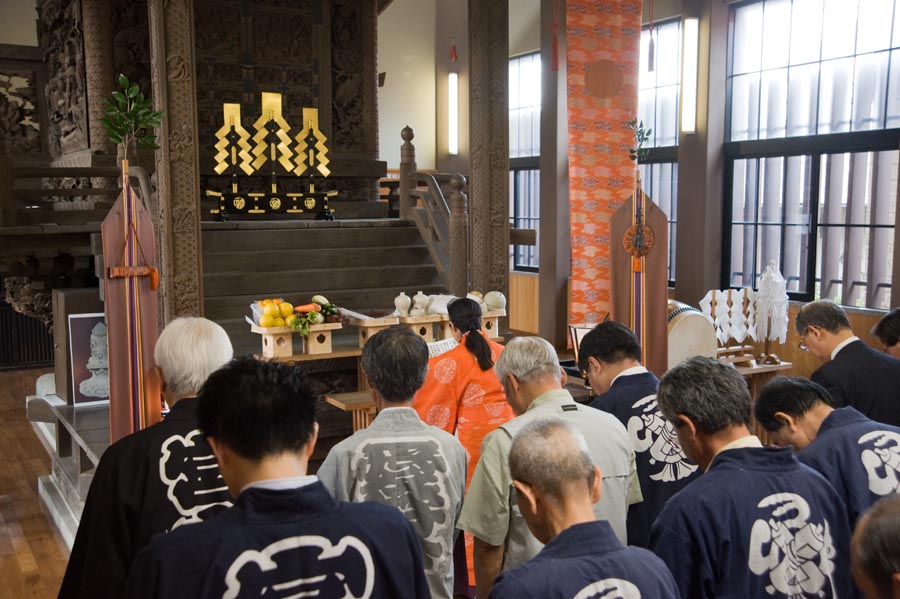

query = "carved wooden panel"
(37, 0), (88, 157)
(0, 70), (42, 155)
(112, 0), (152, 96)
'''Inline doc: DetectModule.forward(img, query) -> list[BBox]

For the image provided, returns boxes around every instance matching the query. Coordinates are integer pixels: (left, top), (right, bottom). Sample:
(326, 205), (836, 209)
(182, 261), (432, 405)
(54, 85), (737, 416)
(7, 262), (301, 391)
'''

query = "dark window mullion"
(806, 151), (821, 299)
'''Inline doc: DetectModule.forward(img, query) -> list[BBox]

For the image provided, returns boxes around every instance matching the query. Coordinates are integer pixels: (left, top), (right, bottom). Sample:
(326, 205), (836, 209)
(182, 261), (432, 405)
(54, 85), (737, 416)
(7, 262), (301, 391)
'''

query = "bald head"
(852, 495), (900, 599)
(509, 418), (596, 501)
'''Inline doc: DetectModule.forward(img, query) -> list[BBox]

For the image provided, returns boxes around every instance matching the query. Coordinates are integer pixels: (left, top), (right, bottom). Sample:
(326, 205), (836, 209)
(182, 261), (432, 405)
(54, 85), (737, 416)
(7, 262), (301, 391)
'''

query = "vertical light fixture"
(681, 17), (699, 134)
(448, 72), (459, 155)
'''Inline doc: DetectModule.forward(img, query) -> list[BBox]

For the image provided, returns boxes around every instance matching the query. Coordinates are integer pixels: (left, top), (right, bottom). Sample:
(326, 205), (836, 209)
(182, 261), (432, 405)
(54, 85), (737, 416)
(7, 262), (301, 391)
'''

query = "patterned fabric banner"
(566, 0), (641, 324)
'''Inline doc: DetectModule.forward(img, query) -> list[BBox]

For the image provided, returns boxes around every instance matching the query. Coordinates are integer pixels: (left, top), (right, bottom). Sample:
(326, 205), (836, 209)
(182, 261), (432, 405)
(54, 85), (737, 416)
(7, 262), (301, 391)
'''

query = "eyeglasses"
(797, 340), (809, 352)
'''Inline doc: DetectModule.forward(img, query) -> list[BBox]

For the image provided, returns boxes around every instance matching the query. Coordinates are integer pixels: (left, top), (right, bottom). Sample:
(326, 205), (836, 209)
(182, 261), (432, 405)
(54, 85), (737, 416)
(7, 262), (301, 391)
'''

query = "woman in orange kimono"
(414, 297), (513, 594)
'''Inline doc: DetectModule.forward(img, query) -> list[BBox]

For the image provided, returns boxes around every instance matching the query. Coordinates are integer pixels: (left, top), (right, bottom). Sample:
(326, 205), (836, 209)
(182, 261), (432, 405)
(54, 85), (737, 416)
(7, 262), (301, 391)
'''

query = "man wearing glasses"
(796, 299), (900, 427)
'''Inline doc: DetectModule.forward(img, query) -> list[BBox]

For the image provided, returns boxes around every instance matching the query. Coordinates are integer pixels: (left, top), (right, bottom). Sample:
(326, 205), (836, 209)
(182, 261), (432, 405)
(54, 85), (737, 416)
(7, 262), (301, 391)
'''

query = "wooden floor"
(0, 368), (68, 599)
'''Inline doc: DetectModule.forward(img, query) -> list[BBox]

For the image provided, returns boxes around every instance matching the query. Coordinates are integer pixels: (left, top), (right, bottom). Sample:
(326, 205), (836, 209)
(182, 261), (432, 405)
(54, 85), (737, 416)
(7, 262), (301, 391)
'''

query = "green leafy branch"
(627, 117), (652, 164)
(100, 74), (164, 162)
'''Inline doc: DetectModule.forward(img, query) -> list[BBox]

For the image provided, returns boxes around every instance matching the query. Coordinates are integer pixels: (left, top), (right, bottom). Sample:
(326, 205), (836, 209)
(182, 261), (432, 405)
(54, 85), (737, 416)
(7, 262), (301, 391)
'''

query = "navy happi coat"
(589, 371), (701, 547)
(126, 481), (431, 599)
(800, 406), (900, 526)
(488, 520), (680, 599)
(59, 398), (232, 599)
(650, 447), (852, 599)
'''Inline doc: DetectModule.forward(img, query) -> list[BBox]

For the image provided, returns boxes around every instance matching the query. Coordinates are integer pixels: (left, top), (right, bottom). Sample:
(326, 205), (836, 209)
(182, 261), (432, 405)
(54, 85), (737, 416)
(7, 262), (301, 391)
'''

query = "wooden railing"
(398, 126), (469, 297)
(1, 165), (154, 227)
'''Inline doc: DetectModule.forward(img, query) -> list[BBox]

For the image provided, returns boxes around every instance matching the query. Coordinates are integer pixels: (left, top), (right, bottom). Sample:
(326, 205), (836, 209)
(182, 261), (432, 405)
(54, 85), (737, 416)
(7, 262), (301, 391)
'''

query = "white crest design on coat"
(748, 493), (837, 598)
(858, 430), (900, 495)
(223, 534), (374, 599)
(350, 436), (453, 578)
(627, 395), (698, 481)
(572, 578), (642, 599)
(159, 429), (231, 528)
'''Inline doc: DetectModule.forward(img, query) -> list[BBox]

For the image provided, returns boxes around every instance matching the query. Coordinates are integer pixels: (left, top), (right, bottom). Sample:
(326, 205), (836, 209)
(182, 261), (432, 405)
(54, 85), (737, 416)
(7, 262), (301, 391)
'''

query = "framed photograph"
(68, 313), (109, 406)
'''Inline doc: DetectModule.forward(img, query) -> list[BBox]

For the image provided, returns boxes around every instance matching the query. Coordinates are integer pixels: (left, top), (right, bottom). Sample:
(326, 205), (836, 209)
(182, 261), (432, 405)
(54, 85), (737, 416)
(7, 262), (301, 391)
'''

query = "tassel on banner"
(450, 36), (458, 63)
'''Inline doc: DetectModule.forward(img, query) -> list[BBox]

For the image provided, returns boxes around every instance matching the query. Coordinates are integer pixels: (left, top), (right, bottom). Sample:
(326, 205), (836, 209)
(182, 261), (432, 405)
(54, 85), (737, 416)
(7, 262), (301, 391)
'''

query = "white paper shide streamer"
(755, 261), (788, 344)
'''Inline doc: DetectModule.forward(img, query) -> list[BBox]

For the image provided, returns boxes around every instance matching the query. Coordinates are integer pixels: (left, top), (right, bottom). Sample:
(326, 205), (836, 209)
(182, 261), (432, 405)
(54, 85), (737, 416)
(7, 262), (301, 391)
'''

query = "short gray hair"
(855, 495), (900, 598)
(494, 336), (561, 385)
(154, 317), (233, 399)
(361, 326), (428, 402)
(795, 299), (851, 335)
(509, 418), (595, 500)
(657, 356), (750, 434)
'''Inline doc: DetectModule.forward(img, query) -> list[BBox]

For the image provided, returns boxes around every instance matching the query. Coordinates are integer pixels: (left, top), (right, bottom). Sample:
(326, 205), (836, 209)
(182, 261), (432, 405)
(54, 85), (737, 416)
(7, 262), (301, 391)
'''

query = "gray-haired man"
(650, 356), (853, 599)
(457, 336), (640, 599)
(318, 325), (466, 599)
(488, 418), (679, 599)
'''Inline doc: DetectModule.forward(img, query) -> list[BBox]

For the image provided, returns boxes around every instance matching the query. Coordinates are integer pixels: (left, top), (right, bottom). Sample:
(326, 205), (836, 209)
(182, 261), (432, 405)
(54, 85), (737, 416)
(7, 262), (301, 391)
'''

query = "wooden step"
(202, 245), (432, 273)
(202, 223), (423, 253)
(203, 264), (441, 297)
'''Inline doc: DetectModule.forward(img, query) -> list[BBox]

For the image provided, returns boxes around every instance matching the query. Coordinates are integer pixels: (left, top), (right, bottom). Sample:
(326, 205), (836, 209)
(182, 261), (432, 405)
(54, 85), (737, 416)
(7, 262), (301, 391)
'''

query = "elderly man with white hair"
(457, 336), (641, 599)
(488, 418), (679, 599)
(59, 317), (234, 599)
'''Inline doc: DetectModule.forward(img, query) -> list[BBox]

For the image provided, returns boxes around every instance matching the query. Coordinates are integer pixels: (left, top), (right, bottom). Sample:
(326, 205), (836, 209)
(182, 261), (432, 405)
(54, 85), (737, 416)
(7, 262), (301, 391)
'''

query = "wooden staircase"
(202, 219), (445, 355)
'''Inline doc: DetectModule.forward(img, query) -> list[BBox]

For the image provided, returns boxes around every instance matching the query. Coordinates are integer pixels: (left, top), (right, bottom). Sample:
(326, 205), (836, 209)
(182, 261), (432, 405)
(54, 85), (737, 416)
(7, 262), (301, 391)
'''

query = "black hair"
(754, 376), (836, 432)
(449, 297), (493, 371)
(361, 325), (429, 402)
(795, 299), (851, 335)
(197, 357), (317, 461)
(576, 320), (642, 374)
(657, 356), (751, 433)
(856, 495), (900, 598)
(873, 308), (900, 348)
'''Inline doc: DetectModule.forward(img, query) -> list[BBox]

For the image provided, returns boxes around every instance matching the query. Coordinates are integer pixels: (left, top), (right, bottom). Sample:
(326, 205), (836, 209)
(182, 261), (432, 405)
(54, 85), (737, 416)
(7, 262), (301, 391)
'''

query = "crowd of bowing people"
(56, 298), (900, 599)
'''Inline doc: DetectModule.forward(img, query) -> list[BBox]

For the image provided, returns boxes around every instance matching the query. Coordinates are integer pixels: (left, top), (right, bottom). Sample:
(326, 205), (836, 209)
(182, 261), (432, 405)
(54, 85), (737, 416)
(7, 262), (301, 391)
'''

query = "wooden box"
(53, 288), (104, 403)
(346, 315), (399, 348)
(482, 309), (506, 339)
(397, 314), (441, 342)
(301, 322), (343, 354)
(249, 324), (294, 358)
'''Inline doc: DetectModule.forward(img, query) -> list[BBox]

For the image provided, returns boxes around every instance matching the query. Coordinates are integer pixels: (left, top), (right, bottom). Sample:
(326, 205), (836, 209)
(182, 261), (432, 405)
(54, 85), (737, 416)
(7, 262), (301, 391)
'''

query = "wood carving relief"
(0, 71), (42, 155)
(112, 0), (152, 96)
(37, 0), (88, 157)
(330, 0), (364, 153)
(149, 0), (203, 319)
(468, 0), (509, 297)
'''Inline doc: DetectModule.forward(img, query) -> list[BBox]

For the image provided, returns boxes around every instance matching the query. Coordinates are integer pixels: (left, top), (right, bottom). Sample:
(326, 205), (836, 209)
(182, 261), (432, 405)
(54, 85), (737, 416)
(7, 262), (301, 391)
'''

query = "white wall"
(378, 0), (437, 170)
(509, 0), (540, 57)
(0, 0), (37, 46)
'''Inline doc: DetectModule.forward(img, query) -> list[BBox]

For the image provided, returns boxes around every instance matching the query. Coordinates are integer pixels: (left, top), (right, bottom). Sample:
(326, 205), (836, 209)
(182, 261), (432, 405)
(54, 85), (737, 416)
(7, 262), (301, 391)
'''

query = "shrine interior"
(2, 0), (900, 596)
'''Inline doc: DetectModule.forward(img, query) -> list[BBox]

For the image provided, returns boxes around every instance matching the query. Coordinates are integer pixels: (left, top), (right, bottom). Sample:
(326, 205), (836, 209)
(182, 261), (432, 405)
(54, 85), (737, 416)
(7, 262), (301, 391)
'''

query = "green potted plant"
(100, 74), (164, 165)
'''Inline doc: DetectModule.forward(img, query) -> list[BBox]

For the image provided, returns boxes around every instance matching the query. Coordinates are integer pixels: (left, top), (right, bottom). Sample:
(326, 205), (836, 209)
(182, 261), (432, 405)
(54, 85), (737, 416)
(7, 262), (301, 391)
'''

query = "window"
(725, 0), (899, 309)
(509, 52), (541, 271)
(638, 20), (681, 283)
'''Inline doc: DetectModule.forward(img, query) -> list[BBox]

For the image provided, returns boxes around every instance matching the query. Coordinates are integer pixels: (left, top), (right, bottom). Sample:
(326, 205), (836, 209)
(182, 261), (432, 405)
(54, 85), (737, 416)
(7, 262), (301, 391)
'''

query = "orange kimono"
(414, 331), (514, 588)
(414, 332), (513, 487)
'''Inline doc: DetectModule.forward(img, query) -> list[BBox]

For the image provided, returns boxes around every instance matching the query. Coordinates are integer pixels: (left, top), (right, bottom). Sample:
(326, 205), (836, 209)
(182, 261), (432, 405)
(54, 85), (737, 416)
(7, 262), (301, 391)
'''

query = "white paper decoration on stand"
(756, 261), (789, 344)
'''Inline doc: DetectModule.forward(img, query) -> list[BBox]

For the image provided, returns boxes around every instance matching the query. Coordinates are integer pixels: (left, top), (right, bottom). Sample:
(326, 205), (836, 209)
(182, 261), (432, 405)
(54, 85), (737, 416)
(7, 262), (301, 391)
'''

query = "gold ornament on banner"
(293, 107), (331, 177)
(213, 103), (254, 176)
(251, 92), (295, 173)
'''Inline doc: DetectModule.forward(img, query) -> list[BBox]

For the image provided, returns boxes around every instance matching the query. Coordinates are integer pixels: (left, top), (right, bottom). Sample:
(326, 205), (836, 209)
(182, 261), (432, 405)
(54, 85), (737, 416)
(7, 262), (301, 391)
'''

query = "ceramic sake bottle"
(394, 291), (411, 316)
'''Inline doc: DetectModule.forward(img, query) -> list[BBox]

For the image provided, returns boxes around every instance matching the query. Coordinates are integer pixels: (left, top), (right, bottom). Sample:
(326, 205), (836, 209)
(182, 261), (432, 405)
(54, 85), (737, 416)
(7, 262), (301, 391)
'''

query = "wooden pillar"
(398, 126), (417, 220)
(674, 0), (728, 307)
(81, 0), (115, 156)
(538, 0), (570, 347)
(448, 173), (470, 297)
(468, 0), (509, 296)
(147, 0), (203, 320)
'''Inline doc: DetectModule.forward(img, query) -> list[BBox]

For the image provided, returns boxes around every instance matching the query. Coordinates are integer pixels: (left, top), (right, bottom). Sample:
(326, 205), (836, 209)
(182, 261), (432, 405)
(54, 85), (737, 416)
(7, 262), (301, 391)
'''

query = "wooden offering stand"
(438, 309), (507, 340)
(250, 321), (342, 357)
(345, 314), (399, 348)
(398, 314), (442, 342)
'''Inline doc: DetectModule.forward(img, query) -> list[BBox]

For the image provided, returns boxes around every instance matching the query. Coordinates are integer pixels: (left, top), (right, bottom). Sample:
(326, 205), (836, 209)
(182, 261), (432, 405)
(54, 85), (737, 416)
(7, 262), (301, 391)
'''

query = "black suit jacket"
(811, 339), (900, 427)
